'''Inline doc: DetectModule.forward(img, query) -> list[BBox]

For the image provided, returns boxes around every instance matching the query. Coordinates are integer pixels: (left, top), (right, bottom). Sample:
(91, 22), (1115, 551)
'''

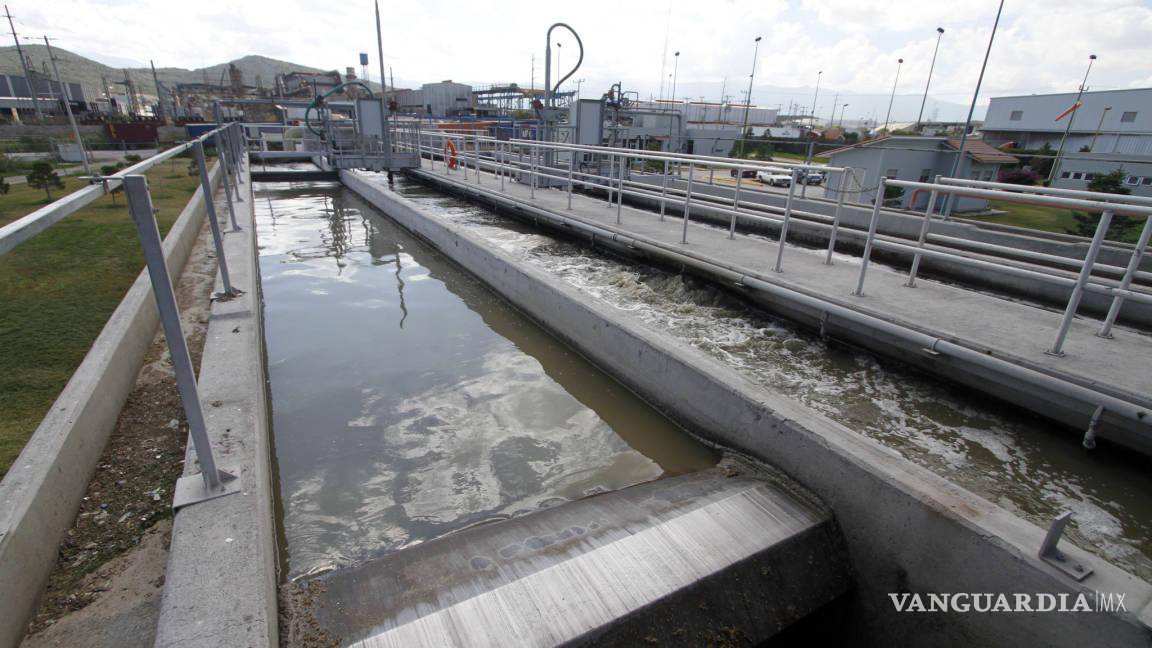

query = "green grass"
(962, 200), (1146, 244)
(0, 160), (204, 477)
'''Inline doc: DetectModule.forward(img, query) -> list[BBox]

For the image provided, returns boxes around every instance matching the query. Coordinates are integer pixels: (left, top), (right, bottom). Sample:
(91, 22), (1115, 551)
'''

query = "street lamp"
(737, 36), (762, 158)
(839, 103), (849, 128)
(1090, 105), (1112, 151)
(668, 51), (680, 152)
(556, 42), (562, 93)
(944, 0), (1004, 219)
(916, 27), (945, 130)
(883, 57), (904, 133)
(1048, 53), (1098, 184)
(27, 35), (90, 174)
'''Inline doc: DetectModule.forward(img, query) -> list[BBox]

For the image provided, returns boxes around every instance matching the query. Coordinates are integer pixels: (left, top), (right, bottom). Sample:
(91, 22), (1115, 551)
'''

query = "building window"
(1060, 171), (1071, 178)
(1121, 111), (1138, 123)
(886, 168), (898, 179)
(983, 170), (995, 181)
(1142, 177), (1152, 186)
(1125, 175), (1140, 185)
(919, 168), (932, 182)
(1071, 172), (1086, 180)
(1009, 110), (1023, 121)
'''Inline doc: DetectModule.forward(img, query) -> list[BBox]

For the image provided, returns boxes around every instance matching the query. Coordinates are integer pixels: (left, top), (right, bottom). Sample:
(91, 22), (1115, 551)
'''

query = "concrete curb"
(0, 163), (223, 648)
(343, 170), (1152, 647)
(154, 165), (278, 647)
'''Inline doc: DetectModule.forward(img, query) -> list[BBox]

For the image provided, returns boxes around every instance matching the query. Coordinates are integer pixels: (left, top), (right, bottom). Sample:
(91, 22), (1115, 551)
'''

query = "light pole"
(1090, 105), (1112, 151)
(943, 0), (1004, 218)
(556, 42), (562, 93)
(828, 91), (838, 128)
(737, 36), (762, 158)
(33, 36), (90, 174)
(1048, 53), (1098, 185)
(811, 70), (822, 129)
(916, 27), (945, 130)
(883, 58), (903, 132)
(839, 103), (849, 128)
(668, 51), (680, 152)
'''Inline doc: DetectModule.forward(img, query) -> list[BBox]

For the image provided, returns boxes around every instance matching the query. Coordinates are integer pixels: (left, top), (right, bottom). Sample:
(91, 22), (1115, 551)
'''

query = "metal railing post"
(122, 175), (239, 507)
(567, 150), (574, 209)
(905, 187), (940, 287)
(773, 170), (800, 273)
(605, 154), (614, 207)
(853, 177), (887, 297)
(659, 159), (669, 221)
(530, 142), (538, 199)
(1048, 209), (1114, 356)
(616, 154), (624, 224)
(473, 131), (481, 185)
(825, 170), (851, 264)
(223, 125), (242, 200)
(681, 162), (696, 244)
(730, 171), (743, 239)
(1098, 212), (1152, 338)
(501, 141), (507, 191)
(214, 132), (241, 231)
(193, 140), (235, 296)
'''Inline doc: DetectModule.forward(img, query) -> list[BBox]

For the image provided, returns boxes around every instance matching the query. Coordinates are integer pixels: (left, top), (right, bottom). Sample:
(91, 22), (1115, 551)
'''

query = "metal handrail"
(936, 176), (1152, 208)
(0, 125), (231, 256)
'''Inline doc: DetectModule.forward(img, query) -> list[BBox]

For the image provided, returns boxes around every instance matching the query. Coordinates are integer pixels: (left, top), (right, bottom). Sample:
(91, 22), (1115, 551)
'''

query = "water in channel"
(381, 173), (1152, 582)
(255, 181), (717, 580)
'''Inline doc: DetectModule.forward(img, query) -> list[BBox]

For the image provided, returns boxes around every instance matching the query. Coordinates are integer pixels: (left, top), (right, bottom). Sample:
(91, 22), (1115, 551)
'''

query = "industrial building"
(0, 72), (86, 118)
(394, 80), (474, 117)
(825, 135), (1019, 211)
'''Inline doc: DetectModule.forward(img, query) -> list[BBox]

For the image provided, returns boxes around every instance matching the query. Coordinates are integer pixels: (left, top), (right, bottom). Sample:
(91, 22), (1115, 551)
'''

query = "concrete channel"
(400, 162), (1152, 455)
(334, 170), (1151, 646)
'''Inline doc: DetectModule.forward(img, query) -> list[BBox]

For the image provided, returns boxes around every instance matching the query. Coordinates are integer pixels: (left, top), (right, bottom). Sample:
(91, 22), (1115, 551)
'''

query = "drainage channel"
(386, 173), (1152, 583)
(253, 179), (717, 583)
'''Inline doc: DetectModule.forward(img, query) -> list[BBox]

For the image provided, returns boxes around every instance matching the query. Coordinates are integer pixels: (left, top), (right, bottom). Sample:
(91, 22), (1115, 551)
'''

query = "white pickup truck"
(756, 170), (794, 187)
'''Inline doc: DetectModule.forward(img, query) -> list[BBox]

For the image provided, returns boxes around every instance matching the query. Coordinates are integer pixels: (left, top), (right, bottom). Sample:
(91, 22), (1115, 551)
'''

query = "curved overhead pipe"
(545, 23), (584, 107)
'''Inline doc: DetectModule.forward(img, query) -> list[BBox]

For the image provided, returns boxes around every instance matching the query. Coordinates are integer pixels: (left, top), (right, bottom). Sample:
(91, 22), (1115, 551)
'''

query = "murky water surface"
(384, 174), (1152, 581)
(255, 181), (715, 579)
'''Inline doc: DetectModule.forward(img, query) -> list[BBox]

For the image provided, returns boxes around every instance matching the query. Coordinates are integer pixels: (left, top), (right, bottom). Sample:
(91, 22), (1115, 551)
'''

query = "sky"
(12, 0), (1152, 122)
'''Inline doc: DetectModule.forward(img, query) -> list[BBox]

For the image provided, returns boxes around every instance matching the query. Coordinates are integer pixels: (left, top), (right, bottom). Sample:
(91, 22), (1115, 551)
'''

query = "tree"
(26, 162), (64, 201)
(0, 176), (9, 195)
(997, 168), (1039, 185)
(1067, 169), (1139, 241)
(101, 165), (124, 205)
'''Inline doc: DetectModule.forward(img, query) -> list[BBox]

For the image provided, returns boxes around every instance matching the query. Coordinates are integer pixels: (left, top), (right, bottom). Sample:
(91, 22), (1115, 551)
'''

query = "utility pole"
(737, 36), (762, 158)
(883, 58), (903, 132)
(150, 59), (166, 121)
(810, 70), (822, 128)
(667, 51), (680, 152)
(38, 36), (90, 174)
(1048, 54), (1098, 185)
(373, 0), (390, 167)
(4, 5), (43, 121)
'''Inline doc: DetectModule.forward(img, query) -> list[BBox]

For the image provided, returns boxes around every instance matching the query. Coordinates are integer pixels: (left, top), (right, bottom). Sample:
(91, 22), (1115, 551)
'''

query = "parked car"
(803, 171), (826, 185)
(756, 170), (793, 187)
(730, 168), (758, 178)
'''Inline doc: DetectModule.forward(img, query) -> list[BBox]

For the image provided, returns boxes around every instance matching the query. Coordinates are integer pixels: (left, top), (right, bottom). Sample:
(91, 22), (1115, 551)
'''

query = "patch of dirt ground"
(22, 221), (218, 647)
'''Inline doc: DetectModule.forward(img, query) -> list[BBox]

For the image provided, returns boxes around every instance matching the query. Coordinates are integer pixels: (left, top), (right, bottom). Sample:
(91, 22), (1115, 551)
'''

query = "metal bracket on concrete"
(1082, 405), (1105, 449)
(1039, 511), (1093, 581)
(818, 311), (830, 340)
(920, 338), (943, 357)
(173, 467), (243, 510)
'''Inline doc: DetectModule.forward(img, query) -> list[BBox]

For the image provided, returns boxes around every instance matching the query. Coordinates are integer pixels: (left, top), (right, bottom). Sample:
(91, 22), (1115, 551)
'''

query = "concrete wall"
(0, 163), (222, 648)
(342, 171), (1152, 647)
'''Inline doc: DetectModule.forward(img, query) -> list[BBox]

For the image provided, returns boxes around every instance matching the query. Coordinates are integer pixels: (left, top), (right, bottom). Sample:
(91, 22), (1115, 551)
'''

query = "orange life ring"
(444, 139), (458, 169)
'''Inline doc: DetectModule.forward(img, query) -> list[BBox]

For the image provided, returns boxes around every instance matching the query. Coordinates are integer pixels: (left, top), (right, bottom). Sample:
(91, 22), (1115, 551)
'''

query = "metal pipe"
(937, 177), (1152, 208)
(887, 178), (1152, 216)
(215, 131), (241, 231)
(567, 149), (574, 209)
(530, 141), (537, 199)
(659, 159), (669, 221)
(605, 154), (614, 207)
(616, 153), (624, 224)
(681, 162), (695, 244)
(854, 178), (887, 296)
(773, 170), (800, 272)
(1048, 209), (1113, 356)
(825, 170), (850, 264)
(730, 171), (743, 239)
(1098, 214), (1152, 337)
(193, 141), (234, 295)
(906, 188), (939, 287)
(123, 175), (221, 492)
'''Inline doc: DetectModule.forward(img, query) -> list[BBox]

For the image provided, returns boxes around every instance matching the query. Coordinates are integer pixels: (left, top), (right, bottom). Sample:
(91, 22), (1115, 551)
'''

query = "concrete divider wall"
(154, 165), (278, 648)
(343, 171), (1152, 647)
(0, 163), (223, 648)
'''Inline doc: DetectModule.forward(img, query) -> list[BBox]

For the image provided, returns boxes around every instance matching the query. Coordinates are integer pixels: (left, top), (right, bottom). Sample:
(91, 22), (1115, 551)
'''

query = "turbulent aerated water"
(255, 182), (716, 579)
(383, 175), (1152, 581)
